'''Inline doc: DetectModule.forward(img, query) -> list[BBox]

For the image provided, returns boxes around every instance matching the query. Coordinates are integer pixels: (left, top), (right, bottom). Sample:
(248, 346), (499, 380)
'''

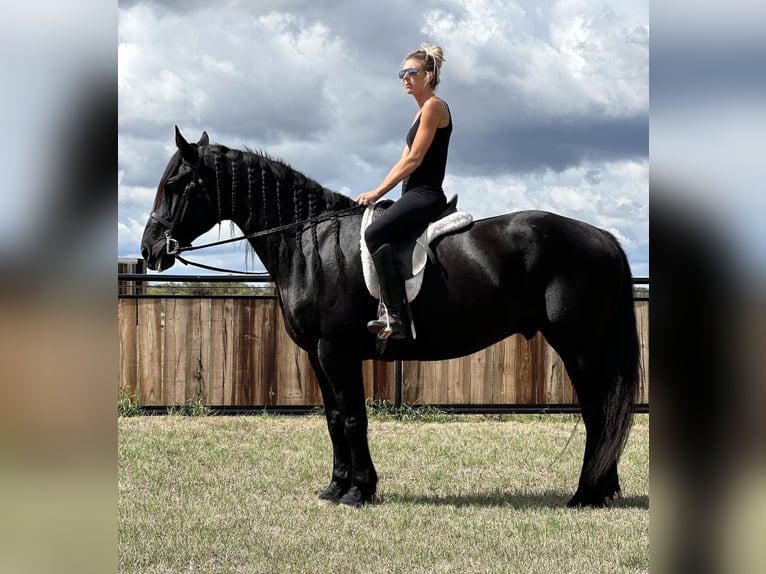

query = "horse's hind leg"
(308, 352), (352, 503)
(569, 382), (622, 507)
(550, 341), (624, 507)
(316, 339), (378, 507)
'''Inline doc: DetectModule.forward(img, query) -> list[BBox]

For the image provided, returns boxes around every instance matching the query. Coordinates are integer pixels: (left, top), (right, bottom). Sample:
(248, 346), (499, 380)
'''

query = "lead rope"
(545, 416), (582, 472)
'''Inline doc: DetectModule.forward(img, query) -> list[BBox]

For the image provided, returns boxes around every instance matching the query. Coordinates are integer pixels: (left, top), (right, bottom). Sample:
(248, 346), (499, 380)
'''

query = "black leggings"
(364, 188), (447, 253)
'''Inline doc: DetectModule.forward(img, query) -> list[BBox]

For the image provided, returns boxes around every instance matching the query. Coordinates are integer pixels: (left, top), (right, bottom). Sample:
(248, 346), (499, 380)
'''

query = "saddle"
(360, 194), (473, 304)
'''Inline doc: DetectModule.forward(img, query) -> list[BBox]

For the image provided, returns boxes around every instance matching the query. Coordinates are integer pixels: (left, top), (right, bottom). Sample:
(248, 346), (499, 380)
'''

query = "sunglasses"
(398, 67), (420, 79)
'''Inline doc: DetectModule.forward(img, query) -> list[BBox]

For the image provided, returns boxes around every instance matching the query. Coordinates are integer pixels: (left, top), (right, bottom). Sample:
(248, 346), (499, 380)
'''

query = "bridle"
(149, 159), (204, 257)
(149, 158), (364, 274)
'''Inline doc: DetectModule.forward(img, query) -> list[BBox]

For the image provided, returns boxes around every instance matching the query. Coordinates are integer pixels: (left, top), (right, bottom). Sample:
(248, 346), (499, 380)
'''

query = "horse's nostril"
(140, 244), (150, 261)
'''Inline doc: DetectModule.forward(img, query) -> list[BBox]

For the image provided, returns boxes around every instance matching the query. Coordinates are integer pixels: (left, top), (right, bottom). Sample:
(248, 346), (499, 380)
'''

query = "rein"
(174, 204), (363, 254)
(172, 205), (364, 274)
(150, 157), (364, 274)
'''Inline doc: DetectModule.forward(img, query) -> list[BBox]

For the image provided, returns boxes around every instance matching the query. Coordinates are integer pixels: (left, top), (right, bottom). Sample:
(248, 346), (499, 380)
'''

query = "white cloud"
(446, 158), (648, 247)
(118, 0), (648, 273)
(119, 183), (156, 211)
(118, 6), (352, 144)
(423, 0), (648, 122)
(550, 4), (648, 117)
(118, 218), (149, 258)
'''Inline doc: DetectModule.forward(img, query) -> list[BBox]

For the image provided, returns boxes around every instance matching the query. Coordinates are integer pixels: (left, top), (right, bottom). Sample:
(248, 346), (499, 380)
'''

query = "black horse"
(141, 128), (640, 508)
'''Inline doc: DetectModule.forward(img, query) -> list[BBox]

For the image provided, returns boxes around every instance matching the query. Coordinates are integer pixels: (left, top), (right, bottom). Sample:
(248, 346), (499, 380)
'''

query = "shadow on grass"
(386, 491), (649, 510)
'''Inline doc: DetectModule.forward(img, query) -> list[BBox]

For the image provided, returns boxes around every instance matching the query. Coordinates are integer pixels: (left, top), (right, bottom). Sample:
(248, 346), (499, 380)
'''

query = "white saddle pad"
(360, 204), (473, 303)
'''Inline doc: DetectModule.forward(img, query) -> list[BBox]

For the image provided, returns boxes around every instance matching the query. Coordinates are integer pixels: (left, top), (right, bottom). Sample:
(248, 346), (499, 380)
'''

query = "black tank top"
(402, 100), (452, 194)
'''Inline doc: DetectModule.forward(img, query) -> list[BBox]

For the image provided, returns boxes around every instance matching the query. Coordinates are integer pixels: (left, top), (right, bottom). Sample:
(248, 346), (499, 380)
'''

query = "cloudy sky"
(118, 0), (648, 277)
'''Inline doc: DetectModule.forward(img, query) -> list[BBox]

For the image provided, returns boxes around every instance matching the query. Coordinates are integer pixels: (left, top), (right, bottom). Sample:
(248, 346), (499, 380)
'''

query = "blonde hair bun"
(404, 42), (445, 89)
(420, 43), (445, 68)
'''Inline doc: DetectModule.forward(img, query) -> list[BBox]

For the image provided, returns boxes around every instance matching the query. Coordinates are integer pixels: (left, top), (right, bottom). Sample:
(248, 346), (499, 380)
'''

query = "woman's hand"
(356, 191), (381, 206)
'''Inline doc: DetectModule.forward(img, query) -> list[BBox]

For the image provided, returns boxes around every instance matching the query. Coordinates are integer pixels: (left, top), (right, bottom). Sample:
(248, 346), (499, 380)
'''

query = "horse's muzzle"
(140, 239), (176, 272)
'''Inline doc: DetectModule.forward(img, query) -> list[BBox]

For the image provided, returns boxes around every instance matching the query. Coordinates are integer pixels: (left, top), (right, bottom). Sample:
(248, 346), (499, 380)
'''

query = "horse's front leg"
(308, 351), (352, 503)
(316, 339), (378, 507)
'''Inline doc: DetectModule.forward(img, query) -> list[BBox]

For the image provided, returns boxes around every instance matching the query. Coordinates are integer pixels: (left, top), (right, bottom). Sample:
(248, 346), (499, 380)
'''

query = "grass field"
(118, 413), (649, 573)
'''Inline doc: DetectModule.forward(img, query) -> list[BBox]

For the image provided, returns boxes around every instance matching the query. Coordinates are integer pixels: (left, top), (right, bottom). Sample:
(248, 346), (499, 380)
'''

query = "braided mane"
(200, 143), (356, 276)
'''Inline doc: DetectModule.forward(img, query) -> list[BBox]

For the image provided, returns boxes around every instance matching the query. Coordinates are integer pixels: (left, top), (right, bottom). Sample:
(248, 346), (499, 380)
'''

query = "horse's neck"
(207, 150), (329, 231)
(205, 148), (350, 278)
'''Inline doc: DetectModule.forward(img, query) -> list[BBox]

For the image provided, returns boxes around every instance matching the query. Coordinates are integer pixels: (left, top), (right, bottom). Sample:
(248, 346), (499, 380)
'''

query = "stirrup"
(367, 303), (404, 340)
(377, 318), (404, 340)
(378, 315), (396, 340)
(367, 318), (386, 336)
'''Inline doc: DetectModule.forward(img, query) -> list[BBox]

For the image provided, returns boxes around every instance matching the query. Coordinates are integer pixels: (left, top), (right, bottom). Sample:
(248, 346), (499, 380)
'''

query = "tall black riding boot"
(367, 244), (406, 340)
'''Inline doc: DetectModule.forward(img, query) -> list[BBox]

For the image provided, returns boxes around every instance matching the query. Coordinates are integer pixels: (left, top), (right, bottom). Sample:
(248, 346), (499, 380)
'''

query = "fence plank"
(496, 337), (516, 404)
(361, 361), (374, 402)
(401, 361), (423, 404)
(163, 299), (189, 405)
(136, 299), (162, 405)
(251, 298), (278, 405)
(232, 299), (258, 405)
(636, 300), (649, 402)
(469, 347), (492, 404)
(543, 342), (564, 403)
(424, 361), (449, 404)
(206, 299), (230, 405)
(118, 299), (137, 399)
(191, 298), (211, 404)
(372, 360), (395, 403)
(514, 336), (533, 404)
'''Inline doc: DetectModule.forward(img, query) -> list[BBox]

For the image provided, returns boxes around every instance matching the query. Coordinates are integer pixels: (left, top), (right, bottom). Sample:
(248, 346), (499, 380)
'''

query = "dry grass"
(119, 414), (648, 573)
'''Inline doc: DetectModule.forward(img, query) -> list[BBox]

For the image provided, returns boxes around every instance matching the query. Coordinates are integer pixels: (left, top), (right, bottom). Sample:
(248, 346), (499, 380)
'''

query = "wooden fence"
(118, 296), (648, 407)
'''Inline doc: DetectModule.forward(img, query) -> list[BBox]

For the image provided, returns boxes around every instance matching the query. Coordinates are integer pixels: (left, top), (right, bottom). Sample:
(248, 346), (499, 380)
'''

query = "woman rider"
(356, 43), (452, 340)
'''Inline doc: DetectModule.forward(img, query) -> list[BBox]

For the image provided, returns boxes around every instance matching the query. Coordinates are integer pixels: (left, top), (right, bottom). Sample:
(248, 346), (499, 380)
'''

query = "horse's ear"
(175, 125), (198, 163)
(198, 131), (209, 146)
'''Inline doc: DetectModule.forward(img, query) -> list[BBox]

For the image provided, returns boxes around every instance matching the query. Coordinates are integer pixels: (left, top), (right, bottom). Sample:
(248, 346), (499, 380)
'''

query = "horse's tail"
(588, 237), (641, 485)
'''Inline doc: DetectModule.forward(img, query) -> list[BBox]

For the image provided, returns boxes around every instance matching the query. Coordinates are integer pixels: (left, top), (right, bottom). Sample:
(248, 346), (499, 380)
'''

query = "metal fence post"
(394, 360), (402, 408)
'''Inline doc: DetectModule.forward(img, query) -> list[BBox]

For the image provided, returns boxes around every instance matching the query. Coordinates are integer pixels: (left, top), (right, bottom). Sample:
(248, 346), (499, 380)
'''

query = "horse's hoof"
(567, 490), (608, 508)
(318, 481), (348, 504)
(338, 486), (374, 508)
(567, 480), (623, 508)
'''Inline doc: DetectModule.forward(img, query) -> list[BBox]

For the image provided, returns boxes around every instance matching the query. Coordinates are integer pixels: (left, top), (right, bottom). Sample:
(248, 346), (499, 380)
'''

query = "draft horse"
(141, 128), (640, 508)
